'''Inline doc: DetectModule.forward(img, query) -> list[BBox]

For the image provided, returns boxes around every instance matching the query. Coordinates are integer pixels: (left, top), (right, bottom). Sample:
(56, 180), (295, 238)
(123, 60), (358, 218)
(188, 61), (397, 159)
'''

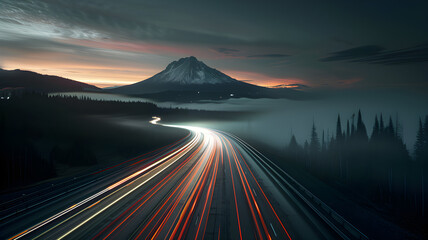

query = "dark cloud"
(0, 0), (427, 89)
(321, 45), (384, 61)
(212, 47), (240, 55)
(320, 44), (428, 65)
(212, 49), (290, 59)
(247, 54), (290, 59)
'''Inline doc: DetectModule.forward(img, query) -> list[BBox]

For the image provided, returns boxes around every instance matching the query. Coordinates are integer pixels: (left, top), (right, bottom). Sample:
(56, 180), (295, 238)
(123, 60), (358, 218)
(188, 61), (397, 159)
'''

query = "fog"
(53, 90), (428, 153)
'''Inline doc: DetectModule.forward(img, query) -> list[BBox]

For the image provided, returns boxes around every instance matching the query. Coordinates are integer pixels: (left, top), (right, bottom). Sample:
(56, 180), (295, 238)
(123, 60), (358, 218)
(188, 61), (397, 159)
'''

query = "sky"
(0, 0), (427, 89)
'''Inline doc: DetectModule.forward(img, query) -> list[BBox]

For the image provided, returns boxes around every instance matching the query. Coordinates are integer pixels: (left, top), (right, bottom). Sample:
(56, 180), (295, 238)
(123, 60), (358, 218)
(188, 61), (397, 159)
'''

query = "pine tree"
(424, 115), (428, 160)
(372, 115), (380, 140)
(287, 134), (301, 163)
(336, 114), (343, 141)
(387, 117), (395, 137)
(346, 120), (350, 139)
(310, 123), (320, 155)
(322, 130), (326, 152)
(380, 114), (385, 133)
(414, 118), (425, 161)
(423, 115), (428, 217)
(303, 140), (309, 155)
(288, 135), (299, 151)
(356, 110), (368, 142)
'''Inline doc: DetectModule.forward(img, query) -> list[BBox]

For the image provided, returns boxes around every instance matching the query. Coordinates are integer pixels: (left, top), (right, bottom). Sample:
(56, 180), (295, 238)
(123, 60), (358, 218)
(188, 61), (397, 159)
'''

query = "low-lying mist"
(55, 90), (428, 154)
(161, 90), (427, 154)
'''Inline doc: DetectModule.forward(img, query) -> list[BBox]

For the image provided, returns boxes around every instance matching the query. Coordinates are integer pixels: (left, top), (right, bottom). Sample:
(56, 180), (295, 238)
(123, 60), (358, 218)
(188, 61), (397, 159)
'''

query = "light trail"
(95, 134), (207, 239)
(10, 122), (200, 240)
(57, 132), (202, 239)
(6, 116), (295, 240)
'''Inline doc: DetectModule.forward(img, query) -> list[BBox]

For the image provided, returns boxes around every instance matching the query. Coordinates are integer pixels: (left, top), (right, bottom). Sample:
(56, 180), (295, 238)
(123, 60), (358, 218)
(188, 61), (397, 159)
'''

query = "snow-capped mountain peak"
(110, 56), (304, 101)
(147, 56), (237, 85)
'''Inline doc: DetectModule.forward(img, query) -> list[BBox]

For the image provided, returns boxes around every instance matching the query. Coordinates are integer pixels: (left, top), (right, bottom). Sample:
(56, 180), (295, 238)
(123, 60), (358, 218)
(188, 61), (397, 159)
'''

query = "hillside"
(0, 69), (100, 93)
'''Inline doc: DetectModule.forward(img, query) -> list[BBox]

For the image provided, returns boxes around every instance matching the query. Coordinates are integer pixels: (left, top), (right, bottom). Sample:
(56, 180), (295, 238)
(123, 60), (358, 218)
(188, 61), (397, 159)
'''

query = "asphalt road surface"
(1, 117), (347, 240)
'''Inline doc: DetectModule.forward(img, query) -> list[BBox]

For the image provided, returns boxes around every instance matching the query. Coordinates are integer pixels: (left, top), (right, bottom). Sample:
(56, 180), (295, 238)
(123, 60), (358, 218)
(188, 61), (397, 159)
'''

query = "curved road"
(1, 117), (343, 240)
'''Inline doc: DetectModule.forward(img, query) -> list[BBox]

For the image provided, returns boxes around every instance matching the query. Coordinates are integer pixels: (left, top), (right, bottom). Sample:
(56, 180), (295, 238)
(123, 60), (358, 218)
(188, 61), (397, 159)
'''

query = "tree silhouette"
(286, 134), (302, 164)
(288, 135), (299, 152)
(336, 114), (343, 141)
(423, 116), (428, 161)
(282, 110), (426, 224)
(387, 117), (395, 137)
(380, 114), (385, 131)
(371, 115), (380, 140)
(355, 110), (368, 143)
(346, 120), (350, 139)
(321, 130), (326, 153)
(309, 122), (320, 155)
(414, 118), (425, 161)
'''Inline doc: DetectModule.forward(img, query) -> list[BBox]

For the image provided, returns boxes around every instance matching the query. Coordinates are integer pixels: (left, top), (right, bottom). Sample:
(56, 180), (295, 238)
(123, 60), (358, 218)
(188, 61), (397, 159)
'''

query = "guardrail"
(225, 132), (369, 240)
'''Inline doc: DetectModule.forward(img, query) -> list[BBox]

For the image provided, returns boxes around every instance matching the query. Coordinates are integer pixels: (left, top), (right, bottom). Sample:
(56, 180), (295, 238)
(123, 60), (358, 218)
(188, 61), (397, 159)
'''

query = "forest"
(282, 110), (427, 234)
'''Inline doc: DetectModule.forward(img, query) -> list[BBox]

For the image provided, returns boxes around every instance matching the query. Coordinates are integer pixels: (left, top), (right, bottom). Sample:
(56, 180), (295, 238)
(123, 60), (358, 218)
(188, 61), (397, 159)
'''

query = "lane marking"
(270, 223), (277, 237)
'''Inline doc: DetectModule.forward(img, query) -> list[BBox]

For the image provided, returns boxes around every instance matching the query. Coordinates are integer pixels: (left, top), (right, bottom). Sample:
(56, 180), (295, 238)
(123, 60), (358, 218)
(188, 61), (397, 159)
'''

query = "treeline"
(0, 93), (245, 191)
(0, 93), (163, 190)
(0, 138), (56, 189)
(284, 110), (427, 223)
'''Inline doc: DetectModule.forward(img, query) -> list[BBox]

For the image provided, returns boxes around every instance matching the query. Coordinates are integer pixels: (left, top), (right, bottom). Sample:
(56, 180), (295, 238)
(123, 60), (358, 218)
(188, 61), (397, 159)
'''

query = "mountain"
(143, 56), (237, 85)
(0, 68), (100, 93)
(111, 56), (241, 94)
(110, 56), (306, 101)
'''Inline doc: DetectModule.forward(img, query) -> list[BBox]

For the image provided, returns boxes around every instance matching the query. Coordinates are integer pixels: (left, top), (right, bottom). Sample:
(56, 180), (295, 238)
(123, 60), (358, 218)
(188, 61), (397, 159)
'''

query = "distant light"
(197, 91), (200, 94)
(0, 97), (3, 100)
(150, 116), (161, 124)
(230, 93), (234, 97)
(7, 97), (10, 100)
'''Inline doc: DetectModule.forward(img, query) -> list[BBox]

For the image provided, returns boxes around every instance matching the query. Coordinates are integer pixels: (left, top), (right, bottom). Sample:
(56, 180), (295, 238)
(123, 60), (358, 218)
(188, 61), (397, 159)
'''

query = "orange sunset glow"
(223, 70), (307, 88)
(1, 60), (157, 88)
(2, 60), (306, 88)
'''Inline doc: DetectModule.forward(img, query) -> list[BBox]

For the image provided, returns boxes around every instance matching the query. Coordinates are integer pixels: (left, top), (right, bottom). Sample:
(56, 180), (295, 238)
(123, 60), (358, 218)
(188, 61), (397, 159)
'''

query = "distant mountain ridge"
(0, 68), (100, 93)
(110, 56), (306, 101)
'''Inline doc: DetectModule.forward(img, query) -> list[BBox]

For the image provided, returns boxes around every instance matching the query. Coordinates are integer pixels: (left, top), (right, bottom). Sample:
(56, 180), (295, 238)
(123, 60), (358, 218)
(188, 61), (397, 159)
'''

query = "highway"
(0, 117), (356, 240)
